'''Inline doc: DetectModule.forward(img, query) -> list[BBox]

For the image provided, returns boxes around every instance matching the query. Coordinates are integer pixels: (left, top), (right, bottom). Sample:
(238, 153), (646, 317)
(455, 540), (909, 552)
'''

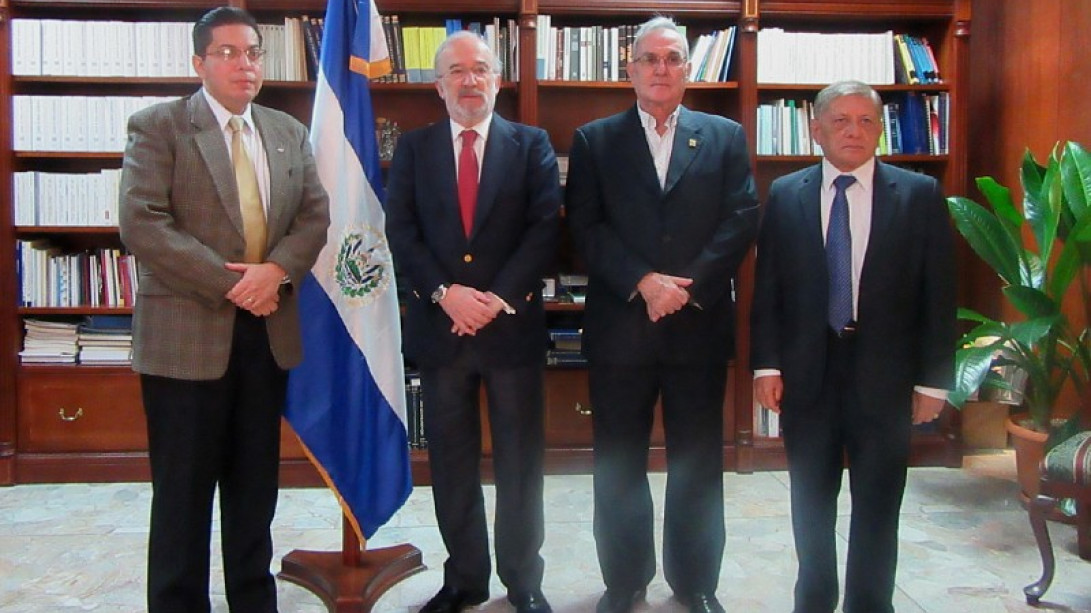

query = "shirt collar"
(202, 88), (255, 133)
(821, 156), (876, 191)
(449, 113), (493, 144)
(636, 104), (681, 133)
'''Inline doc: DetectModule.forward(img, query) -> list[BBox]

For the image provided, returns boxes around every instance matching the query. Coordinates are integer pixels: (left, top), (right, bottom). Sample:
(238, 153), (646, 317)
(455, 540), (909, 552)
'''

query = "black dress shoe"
(677, 592), (725, 613)
(420, 585), (489, 613)
(595, 588), (646, 613)
(507, 589), (552, 613)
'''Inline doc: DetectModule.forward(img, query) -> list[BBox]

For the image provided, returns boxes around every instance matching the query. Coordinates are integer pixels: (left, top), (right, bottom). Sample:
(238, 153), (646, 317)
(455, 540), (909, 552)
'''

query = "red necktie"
(458, 130), (479, 238)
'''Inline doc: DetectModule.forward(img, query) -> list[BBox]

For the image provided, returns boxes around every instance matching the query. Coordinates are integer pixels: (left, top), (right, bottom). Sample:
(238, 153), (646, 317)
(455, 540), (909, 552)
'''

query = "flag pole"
(342, 514), (362, 567)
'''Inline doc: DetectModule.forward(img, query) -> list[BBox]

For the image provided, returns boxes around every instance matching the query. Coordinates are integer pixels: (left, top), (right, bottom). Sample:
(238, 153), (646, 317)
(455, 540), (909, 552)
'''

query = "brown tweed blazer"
(119, 93), (329, 380)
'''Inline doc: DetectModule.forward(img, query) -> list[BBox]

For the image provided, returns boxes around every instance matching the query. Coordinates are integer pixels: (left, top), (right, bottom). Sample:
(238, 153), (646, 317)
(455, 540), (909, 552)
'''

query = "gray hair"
(633, 16), (688, 59)
(433, 30), (502, 77)
(814, 80), (882, 117)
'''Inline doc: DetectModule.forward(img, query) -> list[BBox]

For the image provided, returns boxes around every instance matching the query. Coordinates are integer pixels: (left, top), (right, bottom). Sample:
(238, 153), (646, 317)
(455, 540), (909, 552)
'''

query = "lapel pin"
(276, 147), (285, 153)
(688, 138), (697, 148)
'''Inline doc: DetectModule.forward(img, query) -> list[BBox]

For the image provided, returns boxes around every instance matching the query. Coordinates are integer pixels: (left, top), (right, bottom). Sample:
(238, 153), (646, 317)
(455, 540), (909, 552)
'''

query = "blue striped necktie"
(827, 174), (857, 332)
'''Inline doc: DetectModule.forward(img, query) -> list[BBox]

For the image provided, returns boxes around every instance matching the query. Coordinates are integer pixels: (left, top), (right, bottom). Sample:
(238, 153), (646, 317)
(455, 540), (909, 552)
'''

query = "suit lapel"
(252, 105), (289, 248)
(862, 162), (899, 280)
(797, 165), (825, 259)
(620, 106), (663, 196)
(422, 121), (463, 243)
(472, 115), (516, 240)
(664, 107), (699, 195)
(189, 95), (246, 240)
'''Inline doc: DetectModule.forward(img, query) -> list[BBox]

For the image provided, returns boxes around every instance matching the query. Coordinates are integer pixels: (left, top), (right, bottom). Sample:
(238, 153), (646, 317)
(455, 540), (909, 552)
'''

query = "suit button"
(463, 254), (473, 263)
(663, 235), (673, 243)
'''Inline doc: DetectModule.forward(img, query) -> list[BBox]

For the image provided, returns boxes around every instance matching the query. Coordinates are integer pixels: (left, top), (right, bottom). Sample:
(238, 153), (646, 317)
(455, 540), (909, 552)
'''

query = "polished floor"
(1, 452), (1089, 612)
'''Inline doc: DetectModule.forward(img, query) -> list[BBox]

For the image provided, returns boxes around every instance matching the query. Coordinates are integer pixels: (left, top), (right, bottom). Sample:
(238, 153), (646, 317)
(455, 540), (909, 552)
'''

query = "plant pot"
(962, 401), (1010, 449)
(1006, 413), (1048, 502)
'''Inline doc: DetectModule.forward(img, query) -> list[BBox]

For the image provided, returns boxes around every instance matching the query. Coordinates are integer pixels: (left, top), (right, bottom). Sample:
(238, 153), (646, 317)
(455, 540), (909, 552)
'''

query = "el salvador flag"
(285, 0), (410, 540)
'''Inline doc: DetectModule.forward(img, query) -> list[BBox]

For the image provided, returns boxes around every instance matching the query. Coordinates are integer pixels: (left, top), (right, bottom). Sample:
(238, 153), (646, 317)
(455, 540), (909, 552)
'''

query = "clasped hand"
(637, 272), (693, 322)
(224, 262), (285, 317)
(439, 284), (505, 336)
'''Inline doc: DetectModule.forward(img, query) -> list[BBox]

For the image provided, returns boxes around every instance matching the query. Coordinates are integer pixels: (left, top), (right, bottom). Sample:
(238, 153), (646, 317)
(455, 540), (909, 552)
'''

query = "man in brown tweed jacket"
(118, 7), (328, 612)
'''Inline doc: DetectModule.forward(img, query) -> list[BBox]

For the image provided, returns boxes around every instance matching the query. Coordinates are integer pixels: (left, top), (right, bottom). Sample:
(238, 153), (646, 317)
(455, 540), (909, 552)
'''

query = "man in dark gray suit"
(119, 7), (329, 612)
(384, 31), (560, 613)
(751, 80), (956, 613)
(565, 16), (758, 613)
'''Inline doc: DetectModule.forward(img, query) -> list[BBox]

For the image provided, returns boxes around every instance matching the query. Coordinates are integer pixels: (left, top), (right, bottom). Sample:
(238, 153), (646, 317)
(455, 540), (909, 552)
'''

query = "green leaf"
(976, 176), (1022, 232)
(1049, 239), (1082, 300)
(948, 196), (1027, 287)
(1003, 285), (1059, 319)
(1061, 141), (1091, 222)
(1022, 147), (1047, 218)
(1007, 316), (1057, 348)
(951, 344), (998, 408)
(1026, 154), (1061, 266)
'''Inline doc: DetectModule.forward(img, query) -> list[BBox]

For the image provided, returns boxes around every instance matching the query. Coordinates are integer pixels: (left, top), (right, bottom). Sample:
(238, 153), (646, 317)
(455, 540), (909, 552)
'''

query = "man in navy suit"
(566, 17), (759, 613)
(385, 31), (560, 613)
(751, 81), (956, 613)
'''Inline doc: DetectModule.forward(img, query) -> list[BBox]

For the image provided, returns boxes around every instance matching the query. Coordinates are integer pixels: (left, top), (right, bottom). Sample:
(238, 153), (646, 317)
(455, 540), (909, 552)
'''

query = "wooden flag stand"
(279, 515), (425, 612)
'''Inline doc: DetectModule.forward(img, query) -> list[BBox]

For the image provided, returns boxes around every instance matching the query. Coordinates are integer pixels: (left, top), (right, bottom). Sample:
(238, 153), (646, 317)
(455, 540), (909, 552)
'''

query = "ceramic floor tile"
(2, 452), (1091, 612)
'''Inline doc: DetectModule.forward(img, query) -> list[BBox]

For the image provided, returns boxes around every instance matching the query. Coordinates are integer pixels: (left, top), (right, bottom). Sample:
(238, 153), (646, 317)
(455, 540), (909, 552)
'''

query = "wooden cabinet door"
(18, 370), (146, 452)
(543, 369), (667, 448)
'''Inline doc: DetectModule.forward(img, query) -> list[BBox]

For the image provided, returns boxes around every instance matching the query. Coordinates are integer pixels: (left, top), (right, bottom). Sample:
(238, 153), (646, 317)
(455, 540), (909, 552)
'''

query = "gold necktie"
(228, 116), (266, 263)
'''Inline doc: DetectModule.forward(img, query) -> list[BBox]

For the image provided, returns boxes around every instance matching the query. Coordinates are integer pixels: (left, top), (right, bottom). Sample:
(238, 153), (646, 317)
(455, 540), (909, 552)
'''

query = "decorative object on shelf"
(375, 116), (400, 161)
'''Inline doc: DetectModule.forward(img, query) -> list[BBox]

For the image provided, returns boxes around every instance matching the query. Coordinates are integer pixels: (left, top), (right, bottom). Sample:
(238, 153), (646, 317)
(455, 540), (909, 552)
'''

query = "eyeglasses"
(632, 53), (687, 69)
(441, 64), (495, 81)
(206, 46), (267, 64)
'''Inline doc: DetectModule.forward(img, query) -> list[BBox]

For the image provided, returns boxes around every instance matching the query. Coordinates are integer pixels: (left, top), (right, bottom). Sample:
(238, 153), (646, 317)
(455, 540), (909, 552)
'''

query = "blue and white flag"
(285, 0), (409, 540)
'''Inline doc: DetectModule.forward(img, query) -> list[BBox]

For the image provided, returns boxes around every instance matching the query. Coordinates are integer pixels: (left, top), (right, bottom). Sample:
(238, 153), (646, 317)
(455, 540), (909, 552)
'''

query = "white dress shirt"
(202, 88), (270, 216)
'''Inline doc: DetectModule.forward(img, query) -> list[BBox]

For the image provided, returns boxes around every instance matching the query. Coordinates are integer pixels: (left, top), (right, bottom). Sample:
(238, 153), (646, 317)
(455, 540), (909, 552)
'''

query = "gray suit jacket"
(119, 93), (329, 380)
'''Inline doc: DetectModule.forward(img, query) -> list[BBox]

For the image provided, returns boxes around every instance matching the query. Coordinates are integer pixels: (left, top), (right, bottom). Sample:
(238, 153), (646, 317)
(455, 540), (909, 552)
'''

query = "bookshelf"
(0, 0), (972, 486)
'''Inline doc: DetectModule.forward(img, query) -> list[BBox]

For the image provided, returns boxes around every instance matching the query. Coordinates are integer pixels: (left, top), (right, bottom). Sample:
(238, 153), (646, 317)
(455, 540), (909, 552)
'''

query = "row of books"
(534, 19), (737, 84)
(759, 29), (906, 85)
(378, 16), (519, 84)
(547, 328), (585, 367)
(20, 317), (132, 365)
(11, 19), (195, 78)
(14, 170), (121, 227)
(10, 18), (323, 82)
(257, 17), (324, 82)
(17, 241), (138, 308)
(755, 92), (950, 156)
(13, 96), (174, 153)
(755, 405), (781, 438)
(404, 371), (427, 449)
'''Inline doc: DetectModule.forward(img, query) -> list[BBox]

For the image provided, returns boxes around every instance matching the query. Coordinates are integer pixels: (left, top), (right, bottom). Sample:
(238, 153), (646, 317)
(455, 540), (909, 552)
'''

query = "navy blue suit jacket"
(385, 114), (561, 368)
(750, 161), (956, 414)
(566, 105), (759, 366)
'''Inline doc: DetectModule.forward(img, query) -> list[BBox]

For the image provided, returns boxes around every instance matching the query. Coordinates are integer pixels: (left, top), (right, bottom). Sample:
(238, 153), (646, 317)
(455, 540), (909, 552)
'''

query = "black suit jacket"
(566, 105), (759, 366)
(385, 114), (561, 368)
(750, 161), (956, 413)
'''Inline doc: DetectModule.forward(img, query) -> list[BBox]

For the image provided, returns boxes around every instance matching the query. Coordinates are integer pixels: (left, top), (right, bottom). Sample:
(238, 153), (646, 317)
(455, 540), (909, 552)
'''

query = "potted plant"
(947, 141), (1091, 497)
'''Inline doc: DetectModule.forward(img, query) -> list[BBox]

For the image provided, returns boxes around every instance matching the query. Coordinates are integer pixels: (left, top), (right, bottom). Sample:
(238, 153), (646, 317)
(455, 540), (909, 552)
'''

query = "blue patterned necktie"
(827, 174), (857, 332)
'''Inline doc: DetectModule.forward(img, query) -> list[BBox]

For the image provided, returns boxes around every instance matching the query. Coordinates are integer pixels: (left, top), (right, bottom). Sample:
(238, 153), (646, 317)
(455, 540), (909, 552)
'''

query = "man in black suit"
(751, 80), (956, 613)
(565, 16), (759, 613)
(384, 31), (560, 613)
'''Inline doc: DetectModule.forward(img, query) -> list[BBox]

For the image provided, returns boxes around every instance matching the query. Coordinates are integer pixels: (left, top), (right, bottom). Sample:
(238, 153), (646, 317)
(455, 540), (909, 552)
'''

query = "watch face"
(431, 285), (446, 303)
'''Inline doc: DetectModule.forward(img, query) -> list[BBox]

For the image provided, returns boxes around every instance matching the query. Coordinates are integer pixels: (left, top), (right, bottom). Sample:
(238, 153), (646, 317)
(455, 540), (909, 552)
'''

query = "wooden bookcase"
(0, 0), (971, 486)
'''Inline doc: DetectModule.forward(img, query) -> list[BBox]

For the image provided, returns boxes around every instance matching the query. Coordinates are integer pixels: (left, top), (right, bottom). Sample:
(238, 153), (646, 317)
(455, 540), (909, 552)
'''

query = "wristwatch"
(431, 284), (449, 303)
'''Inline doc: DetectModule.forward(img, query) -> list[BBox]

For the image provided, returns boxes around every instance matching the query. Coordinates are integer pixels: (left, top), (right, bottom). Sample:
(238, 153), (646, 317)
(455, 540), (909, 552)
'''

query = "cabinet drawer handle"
(574, 402), (592, 416)
(58, 407), (84, 422)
